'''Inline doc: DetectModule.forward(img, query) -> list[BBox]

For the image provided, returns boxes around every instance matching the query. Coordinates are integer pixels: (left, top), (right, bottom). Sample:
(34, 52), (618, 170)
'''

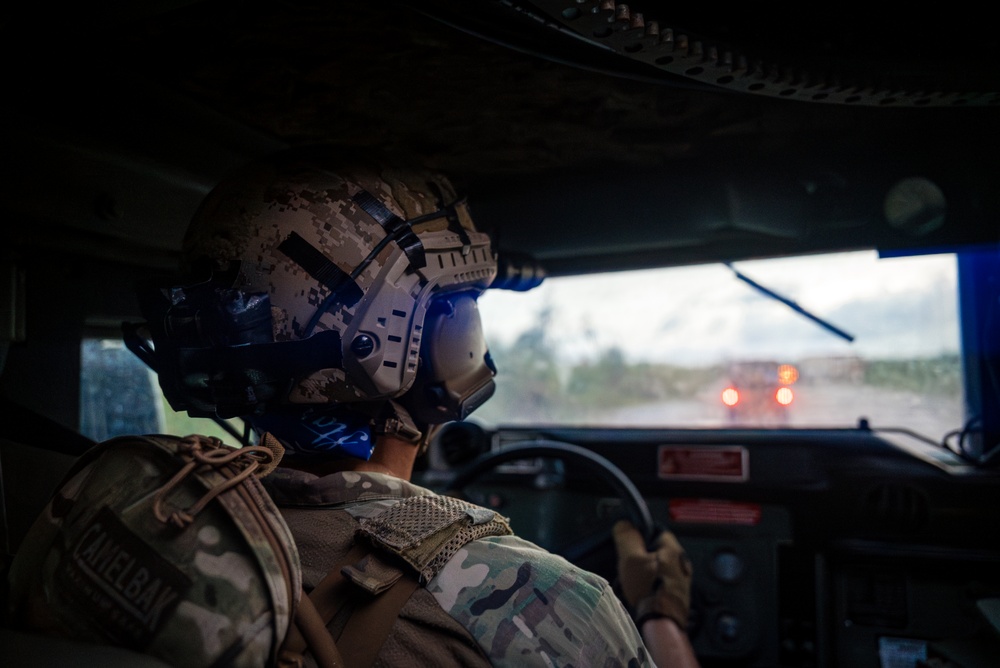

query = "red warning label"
(658, 445), (748, 482)
(668, 498), (762, 525)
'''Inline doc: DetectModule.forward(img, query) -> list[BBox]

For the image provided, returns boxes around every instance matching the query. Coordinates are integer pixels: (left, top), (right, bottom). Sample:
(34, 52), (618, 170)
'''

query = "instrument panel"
(423, 424), (1000, 667)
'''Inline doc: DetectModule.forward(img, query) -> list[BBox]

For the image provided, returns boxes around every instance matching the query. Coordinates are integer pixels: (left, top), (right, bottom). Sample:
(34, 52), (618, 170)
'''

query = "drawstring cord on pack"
(153, 435), (277, 528)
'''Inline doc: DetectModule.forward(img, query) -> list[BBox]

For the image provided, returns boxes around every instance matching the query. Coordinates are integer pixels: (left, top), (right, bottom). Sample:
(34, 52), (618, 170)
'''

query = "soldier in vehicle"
(166, 148), (699, 666)
(21, 147), (699, 666)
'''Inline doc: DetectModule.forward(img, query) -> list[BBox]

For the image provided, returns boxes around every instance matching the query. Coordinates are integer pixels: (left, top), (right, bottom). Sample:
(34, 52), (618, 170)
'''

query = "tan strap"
(337, 574), (420, 668)
(286, 496), (510, 667)
(278, 545), (361, 661)
(309, 543), (370, 622)
(283, 542), (418, 668)
(279, 542), (374, 667)
(280, 592), (345, 668)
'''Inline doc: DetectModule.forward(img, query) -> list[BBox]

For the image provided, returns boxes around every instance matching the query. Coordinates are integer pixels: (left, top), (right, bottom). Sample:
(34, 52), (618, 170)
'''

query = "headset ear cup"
(399, 293), (496, 424)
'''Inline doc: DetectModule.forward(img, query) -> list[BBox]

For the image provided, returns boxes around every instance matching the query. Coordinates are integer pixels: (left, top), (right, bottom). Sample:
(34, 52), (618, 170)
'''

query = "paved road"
(596, 382), (962, 443)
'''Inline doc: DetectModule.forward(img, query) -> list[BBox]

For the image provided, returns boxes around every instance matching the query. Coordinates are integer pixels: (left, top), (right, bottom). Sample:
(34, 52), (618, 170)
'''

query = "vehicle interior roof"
(3, 0), (999, 278)
(2, 9), (1000, 667)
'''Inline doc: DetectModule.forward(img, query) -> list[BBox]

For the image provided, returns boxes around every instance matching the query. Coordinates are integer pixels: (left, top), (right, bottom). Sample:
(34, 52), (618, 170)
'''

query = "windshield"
(473, 250), (963, 440)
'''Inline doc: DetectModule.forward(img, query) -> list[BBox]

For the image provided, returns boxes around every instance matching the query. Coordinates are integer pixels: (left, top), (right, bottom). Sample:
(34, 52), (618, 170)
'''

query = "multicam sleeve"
(586, 583), (657, 668)
(428, 534), (654, 668)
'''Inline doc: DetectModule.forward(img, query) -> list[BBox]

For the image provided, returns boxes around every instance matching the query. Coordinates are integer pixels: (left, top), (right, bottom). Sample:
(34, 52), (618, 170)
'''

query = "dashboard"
(419, 425), (1000, 667)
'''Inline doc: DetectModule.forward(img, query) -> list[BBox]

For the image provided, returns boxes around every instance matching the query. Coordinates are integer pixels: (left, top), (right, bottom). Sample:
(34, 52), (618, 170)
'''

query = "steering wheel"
(445, 439), (657, 572)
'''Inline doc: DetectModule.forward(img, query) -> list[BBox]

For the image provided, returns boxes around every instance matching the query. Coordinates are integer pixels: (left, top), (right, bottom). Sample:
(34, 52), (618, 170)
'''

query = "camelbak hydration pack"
(6, 434), (301, 667)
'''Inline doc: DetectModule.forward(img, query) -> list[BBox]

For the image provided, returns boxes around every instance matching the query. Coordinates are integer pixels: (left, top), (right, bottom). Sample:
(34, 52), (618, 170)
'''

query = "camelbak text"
(57, 507), (191, 648)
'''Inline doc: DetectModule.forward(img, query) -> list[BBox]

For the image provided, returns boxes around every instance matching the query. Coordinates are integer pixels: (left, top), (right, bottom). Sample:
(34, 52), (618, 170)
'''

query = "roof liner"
(3, 1), (999, 275)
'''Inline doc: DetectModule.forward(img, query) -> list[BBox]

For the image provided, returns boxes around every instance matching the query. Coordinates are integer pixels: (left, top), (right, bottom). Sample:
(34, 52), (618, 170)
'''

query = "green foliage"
(473, 302), (963, 429)
(567, 348), (720, 404)
(477, 306), (569, 423)
(863, 354), (962, 396)
(474, 308), (723, 425)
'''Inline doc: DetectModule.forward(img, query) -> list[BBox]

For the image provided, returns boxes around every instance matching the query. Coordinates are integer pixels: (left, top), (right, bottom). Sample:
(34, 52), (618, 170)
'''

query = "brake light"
(722, 387), (740, 406)
(778, 364), (799, 385)
(775, 387), (794, 406)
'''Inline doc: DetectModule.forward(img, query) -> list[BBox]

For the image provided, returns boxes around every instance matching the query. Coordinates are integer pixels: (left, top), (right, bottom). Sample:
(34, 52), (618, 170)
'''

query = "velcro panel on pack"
(356, 495), (512, 584)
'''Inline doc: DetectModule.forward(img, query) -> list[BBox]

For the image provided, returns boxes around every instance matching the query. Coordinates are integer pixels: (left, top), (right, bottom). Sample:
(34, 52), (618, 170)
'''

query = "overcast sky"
(478, 250), (960, 366)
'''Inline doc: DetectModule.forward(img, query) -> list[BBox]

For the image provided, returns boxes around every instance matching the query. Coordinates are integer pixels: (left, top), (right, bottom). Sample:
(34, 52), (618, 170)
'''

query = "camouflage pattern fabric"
(264, 468), (653, 667)
(182, 156), (497, 406)
(428, 536), (651, 667)
(7, 435), (299, 668)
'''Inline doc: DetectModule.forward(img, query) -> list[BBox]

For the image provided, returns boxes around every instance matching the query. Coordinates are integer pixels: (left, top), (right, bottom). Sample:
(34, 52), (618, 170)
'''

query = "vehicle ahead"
(2, 2), (999, 667)
(721, 360), (798, 426)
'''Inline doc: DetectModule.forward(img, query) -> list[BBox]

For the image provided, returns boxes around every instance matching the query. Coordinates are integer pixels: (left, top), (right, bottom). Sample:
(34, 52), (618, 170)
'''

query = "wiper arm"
(725, 262), (855, 343)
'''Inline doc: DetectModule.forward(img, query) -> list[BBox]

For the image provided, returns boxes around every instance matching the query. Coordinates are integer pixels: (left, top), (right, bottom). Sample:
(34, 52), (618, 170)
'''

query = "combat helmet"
(126, 147), (498, 449)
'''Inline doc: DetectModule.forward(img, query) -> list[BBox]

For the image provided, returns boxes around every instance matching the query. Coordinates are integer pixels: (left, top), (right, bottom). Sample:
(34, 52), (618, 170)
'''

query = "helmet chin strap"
(372, 400), (436, 455)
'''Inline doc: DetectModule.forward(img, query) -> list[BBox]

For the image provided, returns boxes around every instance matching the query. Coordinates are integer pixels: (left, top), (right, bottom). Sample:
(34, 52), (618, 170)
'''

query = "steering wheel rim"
(445, 439), (657, 553)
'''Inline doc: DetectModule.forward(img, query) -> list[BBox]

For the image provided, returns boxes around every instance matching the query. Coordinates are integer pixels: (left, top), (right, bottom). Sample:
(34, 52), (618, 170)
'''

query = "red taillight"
(722, 387), (740, 407)
(778, 364), (799, 385)
(775, 387), (794, 406)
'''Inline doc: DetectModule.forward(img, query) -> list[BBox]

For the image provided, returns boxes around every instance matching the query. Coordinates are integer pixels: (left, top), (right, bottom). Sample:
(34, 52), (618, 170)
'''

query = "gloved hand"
(612, 520), (693, 628)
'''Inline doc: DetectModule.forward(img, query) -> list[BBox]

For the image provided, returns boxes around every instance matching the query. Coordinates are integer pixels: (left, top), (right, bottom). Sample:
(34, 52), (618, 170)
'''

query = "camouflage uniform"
(263, 468), (653, 668)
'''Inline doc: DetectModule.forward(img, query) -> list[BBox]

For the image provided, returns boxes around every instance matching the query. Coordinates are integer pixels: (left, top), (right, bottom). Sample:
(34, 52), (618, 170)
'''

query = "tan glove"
(612, 520), (693, 628)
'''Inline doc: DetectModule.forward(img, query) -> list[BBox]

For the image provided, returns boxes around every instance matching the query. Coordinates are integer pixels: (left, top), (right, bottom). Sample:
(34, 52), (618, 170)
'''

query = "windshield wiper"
(725, 262), (855, 343)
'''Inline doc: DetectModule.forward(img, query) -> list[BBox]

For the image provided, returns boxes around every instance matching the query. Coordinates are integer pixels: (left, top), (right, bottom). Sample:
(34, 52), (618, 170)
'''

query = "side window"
(79, 338), (239, 443)
(80, 338), (161, 441)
